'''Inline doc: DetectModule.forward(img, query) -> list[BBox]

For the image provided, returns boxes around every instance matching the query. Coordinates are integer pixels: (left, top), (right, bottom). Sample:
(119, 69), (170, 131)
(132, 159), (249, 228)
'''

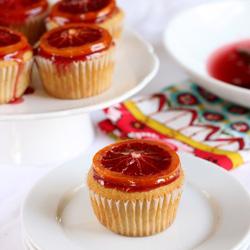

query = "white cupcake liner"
(0, 59), (33, 104)
(89, 181), (185, 237)
(36, 46), (116, 99)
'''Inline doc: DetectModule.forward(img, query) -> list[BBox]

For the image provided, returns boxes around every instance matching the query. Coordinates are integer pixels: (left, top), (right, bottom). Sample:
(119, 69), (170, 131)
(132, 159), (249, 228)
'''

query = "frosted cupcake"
(0, 27), (33, 104)
(35, 23), (116, 99)
(87, 139), (186, 237)
(0, 0), (49, 45)
(46, 0), (124, 42)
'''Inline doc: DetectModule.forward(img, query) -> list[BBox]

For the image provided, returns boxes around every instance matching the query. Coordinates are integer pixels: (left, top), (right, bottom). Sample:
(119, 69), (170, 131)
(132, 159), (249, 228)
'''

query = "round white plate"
(0, 28), (159, 121)
(163, 0), (250, 108)
(21, 153), (250, 250)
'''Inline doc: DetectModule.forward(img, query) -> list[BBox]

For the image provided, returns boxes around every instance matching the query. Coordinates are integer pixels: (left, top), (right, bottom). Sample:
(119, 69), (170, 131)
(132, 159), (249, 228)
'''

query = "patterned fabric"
(99, 81), (250, 170)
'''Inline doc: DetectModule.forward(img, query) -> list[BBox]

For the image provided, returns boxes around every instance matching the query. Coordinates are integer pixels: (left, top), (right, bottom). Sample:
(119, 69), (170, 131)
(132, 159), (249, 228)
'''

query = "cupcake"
(35, 23), (116, 99)
(0, 0), (49, 45)
(46, 0), (124, 42)
(0, 27), (33, 104)
(87, 139), (186, 237)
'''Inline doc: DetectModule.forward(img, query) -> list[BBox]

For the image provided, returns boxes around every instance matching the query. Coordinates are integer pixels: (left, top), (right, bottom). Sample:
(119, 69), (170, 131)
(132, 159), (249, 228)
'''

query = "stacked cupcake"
(35, 23), (117, 99)
(36, 0), (124, 99)
(46, 0), (124, 42)
(0, 0), (49, 45)
(0, 0), (124, 104)
(0, 27), (33, 104)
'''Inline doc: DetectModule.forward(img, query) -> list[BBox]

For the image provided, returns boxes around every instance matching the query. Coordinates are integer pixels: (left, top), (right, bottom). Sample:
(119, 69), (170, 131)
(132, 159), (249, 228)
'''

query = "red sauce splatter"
(8, 87), (34, 104)
(8, 97), (24, 104)
(24, 86), (34, 95)
(207, 39), (250, 89)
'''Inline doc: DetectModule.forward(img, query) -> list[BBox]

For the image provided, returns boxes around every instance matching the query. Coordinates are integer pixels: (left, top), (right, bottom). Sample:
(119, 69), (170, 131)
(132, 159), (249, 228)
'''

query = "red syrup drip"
(207, 39), (250, 89)
(35, 41), (114, 76)
(13, 62), (24, 99)
(0, 45), (32, 102)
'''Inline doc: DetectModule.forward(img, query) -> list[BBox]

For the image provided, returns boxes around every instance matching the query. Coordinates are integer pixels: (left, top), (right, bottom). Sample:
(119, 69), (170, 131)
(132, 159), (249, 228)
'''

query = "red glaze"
(93, 172), (180, 192)
(0, 27), (32, 100)
(0, 0), (48, 25)
(47, 0), (117, 25)
(92, 139), (181, 192)
(207, 40), (250, 89)
(36, 24), (113, 75)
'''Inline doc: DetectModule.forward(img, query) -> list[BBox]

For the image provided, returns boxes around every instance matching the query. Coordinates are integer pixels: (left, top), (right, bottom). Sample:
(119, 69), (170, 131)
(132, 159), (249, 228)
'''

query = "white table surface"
(0, 0), (250, 249)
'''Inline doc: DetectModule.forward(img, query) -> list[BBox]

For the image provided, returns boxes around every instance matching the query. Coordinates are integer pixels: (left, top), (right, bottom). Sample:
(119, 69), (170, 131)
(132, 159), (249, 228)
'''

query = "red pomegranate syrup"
(207, 39), (250, 89)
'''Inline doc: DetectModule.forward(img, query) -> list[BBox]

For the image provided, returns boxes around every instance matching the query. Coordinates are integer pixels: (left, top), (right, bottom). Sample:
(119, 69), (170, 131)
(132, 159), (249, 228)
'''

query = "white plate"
(22, 234), (37, 250)
(163, 0), (250, 108)
(21, 153), (250, 250)
(0, 28), (159, 121)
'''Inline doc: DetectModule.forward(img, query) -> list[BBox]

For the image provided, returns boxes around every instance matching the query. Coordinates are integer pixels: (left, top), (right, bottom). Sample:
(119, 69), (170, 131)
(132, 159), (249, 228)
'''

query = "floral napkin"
(98, 80), (250, 170)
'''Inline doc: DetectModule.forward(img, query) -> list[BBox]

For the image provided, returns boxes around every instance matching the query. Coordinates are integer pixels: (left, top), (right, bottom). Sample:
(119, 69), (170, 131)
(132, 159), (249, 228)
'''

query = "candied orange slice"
(0, 27), (28, 56)
(93, 139), (181, 189)
(0, 0), (48, 25)
(39, 23), (112, 57)
(50, 0), (116, 22)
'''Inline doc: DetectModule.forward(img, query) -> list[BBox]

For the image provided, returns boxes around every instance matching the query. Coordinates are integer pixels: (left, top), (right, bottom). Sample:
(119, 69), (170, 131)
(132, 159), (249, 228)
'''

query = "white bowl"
(163, 0), (250, 108)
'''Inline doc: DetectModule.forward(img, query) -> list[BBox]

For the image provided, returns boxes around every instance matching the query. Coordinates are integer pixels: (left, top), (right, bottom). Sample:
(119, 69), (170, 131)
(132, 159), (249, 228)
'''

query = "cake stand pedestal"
(0, 28), (159, 165)
(1, 113), (95, 165)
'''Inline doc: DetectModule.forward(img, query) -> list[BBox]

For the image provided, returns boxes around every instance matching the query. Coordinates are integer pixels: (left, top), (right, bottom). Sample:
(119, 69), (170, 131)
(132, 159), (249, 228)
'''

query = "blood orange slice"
(0, 0), (48, 25)
(39, 23), (112, 57)
(51, 0), (115, 23)
(92, 139), (181, 190)
(0, 27), (28, 56)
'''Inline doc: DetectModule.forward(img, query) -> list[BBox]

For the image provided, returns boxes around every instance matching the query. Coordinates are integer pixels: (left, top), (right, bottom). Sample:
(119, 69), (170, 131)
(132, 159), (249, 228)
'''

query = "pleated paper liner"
(35, 46), (116, 99)
(87, 169), (186, 237)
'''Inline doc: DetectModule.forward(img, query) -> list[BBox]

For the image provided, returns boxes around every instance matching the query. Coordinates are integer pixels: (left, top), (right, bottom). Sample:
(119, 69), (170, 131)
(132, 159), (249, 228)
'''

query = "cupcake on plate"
(35, 23), (116, 99)
(87, 139), (186, 237)
(0, 0), (49, 45)
(46, 0), (124, 42)
(0, 27), (33, 104)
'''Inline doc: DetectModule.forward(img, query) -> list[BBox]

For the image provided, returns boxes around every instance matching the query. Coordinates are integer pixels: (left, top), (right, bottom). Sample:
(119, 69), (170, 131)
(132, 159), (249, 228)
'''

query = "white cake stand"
(0, 28), (159, 165)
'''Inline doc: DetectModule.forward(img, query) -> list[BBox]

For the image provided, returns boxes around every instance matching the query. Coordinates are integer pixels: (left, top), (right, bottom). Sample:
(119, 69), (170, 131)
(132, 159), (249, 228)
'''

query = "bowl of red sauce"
(163, 0), (250, 108)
